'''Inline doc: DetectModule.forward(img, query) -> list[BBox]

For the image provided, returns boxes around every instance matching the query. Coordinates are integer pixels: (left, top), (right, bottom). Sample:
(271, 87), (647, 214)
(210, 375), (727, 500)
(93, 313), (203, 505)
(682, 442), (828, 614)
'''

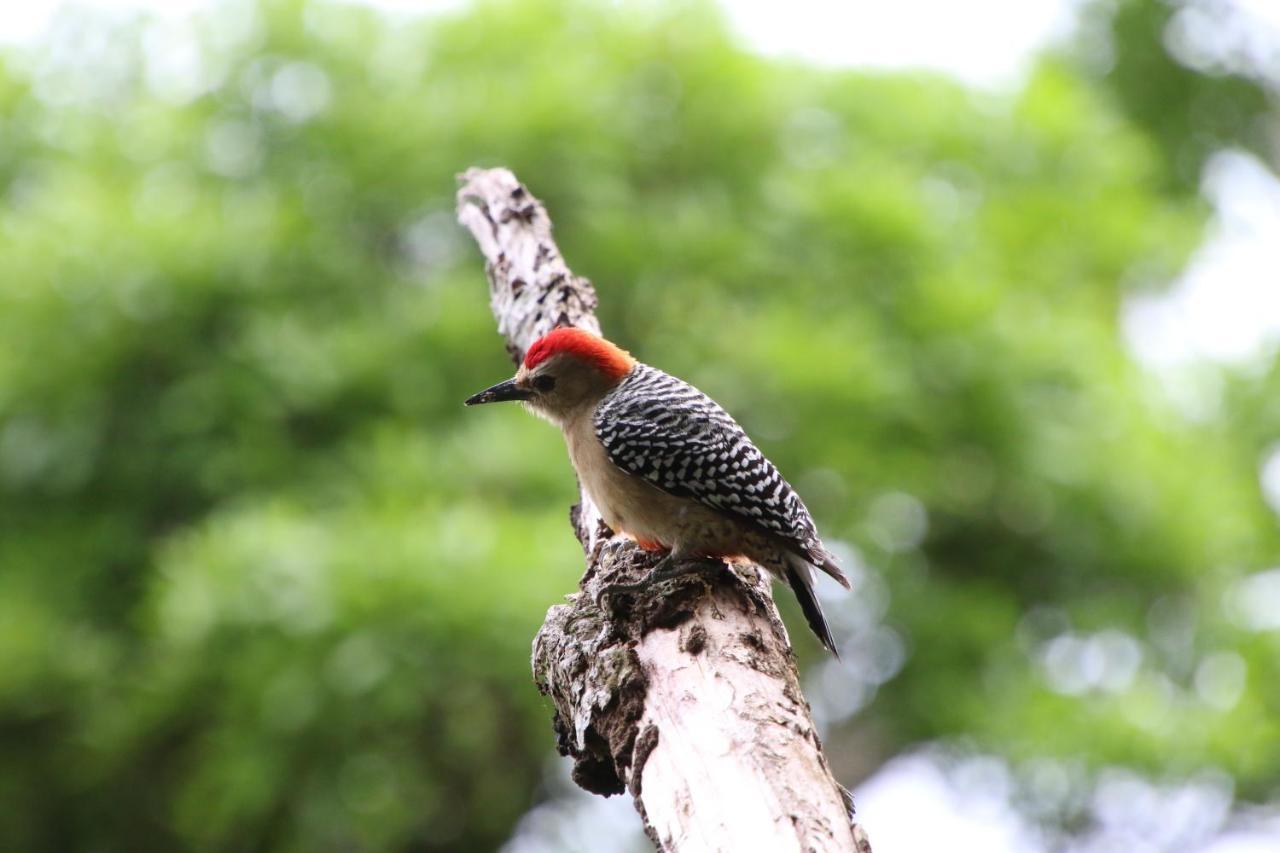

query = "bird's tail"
(808, 544), (851, 589)
(783, 554), (840, 657)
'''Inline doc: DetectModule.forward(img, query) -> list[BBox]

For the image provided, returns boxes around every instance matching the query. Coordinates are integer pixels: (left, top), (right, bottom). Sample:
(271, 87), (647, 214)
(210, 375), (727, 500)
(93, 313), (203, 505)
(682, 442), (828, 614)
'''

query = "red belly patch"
(626, 534), (668, 552)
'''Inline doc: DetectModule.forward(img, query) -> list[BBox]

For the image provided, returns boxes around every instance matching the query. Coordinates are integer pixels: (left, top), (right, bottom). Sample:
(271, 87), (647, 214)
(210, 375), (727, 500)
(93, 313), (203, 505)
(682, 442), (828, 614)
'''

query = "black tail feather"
(784, 563), (840, 657)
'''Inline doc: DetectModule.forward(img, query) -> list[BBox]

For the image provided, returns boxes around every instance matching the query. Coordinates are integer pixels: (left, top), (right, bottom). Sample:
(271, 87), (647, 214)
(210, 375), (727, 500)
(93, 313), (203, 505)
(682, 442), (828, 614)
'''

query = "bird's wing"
(595, 365), (834, 569)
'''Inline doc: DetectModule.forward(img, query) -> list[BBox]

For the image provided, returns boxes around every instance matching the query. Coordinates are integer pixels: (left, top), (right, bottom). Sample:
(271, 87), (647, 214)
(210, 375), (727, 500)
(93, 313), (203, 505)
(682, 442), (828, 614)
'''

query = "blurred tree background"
(1, 0), (1278, 850)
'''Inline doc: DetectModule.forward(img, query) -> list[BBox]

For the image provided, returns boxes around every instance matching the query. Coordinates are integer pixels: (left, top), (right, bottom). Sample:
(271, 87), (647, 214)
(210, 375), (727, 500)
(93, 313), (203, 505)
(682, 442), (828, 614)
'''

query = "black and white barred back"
(594, 363), (831, 568)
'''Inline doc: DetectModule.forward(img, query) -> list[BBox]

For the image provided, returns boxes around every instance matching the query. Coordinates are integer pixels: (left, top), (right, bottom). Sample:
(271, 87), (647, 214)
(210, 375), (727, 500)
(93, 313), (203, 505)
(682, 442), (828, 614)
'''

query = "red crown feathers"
(523, 327), (635, 381)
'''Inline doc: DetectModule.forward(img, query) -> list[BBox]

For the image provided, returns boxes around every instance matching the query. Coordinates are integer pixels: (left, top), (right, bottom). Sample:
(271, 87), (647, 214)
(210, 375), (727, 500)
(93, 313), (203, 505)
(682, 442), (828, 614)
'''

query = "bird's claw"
(592, 556), (726, 611)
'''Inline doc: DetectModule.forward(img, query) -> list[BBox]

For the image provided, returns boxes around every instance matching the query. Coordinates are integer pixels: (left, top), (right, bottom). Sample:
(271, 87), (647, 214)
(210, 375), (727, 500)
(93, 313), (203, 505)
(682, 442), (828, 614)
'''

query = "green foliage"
(1072, 0), (1277, 193)
(0, 0), (1276, 850)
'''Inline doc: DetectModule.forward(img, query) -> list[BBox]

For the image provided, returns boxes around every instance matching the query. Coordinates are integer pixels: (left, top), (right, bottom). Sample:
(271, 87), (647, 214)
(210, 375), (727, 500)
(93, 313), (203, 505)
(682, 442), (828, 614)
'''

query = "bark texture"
(456, 167), (872, 853)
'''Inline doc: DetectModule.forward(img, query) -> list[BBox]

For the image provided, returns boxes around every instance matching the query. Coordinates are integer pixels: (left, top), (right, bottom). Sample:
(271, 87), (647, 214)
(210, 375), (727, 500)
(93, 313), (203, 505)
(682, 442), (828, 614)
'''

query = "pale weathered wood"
(456, 167), (871, 853)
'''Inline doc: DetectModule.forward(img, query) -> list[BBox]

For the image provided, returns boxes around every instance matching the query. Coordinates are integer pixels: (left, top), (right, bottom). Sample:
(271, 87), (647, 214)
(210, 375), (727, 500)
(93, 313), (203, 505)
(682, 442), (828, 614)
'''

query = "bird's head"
(464, 327), (636, 423)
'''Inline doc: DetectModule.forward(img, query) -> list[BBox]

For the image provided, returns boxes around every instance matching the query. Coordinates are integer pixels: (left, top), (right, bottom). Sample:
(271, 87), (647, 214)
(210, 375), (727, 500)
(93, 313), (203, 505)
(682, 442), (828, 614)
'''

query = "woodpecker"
(465, 327), (849, 653)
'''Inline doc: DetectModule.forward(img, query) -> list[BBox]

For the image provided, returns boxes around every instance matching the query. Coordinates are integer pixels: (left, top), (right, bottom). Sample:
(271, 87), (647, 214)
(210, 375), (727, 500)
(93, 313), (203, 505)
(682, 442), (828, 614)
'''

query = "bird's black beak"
(464, 378), (532, 406)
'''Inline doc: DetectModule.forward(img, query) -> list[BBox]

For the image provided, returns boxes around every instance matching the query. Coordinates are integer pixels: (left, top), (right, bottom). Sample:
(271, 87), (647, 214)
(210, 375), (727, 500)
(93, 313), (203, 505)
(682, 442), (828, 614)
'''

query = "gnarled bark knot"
(457, 167), (871, 852)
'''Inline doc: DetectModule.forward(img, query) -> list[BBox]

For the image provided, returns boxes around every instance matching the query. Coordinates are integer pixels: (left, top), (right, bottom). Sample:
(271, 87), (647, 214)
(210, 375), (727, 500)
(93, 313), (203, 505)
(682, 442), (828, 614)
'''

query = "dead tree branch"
(456, 167), (871, 853)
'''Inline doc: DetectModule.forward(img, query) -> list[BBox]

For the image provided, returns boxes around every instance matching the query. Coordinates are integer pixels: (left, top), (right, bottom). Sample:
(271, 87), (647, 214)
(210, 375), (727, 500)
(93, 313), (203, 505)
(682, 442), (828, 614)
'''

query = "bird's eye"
(532, 374), (556, 393)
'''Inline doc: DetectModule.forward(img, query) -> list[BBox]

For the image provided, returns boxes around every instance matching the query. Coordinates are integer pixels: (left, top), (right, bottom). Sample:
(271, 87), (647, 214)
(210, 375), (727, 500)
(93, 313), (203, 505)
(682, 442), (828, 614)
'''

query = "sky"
(3, 1), (1279, 850)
